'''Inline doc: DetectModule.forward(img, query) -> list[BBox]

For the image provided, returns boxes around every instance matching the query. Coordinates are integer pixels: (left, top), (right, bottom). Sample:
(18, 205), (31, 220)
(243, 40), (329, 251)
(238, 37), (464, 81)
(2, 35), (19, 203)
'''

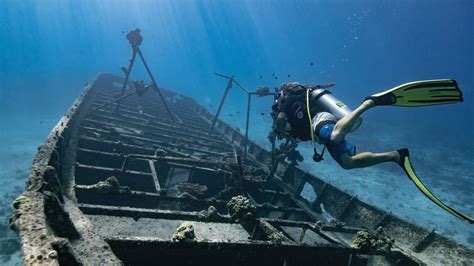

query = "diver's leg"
(330, 99), (375, 143)
(339, 151), (399, 169)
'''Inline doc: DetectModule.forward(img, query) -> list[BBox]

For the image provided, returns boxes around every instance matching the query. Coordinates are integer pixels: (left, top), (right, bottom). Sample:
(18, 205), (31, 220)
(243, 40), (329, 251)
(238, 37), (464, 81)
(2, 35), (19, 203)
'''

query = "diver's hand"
(275, 124), (292, 139)
(275, 112), (289, 132)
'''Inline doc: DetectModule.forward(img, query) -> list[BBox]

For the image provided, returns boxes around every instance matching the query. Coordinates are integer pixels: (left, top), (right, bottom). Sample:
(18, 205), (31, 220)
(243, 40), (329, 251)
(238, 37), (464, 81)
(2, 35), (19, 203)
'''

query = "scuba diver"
(270, 80), (473, 224)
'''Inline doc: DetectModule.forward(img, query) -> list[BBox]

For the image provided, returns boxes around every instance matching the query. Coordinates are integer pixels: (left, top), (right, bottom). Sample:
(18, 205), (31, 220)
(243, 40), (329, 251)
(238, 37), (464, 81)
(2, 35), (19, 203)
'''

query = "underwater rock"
(226, 195), (256, 223)
(351, 227), (394, 252)
(171, 222), (196, 242)
(84, 176), (131, 194)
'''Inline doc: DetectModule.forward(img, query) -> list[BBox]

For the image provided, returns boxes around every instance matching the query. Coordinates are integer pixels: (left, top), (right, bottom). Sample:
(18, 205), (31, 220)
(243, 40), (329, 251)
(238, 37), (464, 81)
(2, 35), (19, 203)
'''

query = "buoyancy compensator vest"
(272, 83), (362, 162)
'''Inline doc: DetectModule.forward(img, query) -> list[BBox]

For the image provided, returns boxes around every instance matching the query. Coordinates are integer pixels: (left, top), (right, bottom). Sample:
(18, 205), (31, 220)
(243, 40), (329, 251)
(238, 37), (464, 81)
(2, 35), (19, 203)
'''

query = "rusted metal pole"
(270, 122), (277, 166)
(209, 78), (233, 135)
(136, 48), (175, 122)
(213, 72), (233, 79)
(266, 138), (290, 182)
(244, 94), (251, 159)
(232, 78), (249, 94)
(120, 48), (138, 96)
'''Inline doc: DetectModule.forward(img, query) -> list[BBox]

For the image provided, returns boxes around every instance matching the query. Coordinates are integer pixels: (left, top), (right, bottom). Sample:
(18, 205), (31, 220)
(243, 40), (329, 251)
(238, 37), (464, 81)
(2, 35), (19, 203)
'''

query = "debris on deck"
(226, 195), (256, 223)
(171, 222), (196, 242)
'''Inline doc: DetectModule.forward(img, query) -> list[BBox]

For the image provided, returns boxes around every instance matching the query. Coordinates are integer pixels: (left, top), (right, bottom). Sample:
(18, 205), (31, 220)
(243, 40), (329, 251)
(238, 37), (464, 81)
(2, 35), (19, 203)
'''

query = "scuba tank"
(309, 87), (362, 132)
(306, 85), (362, 162)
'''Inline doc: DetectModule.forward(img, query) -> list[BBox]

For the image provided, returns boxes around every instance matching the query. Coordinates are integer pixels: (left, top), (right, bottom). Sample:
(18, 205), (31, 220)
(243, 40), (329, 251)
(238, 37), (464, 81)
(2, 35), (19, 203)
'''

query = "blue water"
(1, 0), (473, 263)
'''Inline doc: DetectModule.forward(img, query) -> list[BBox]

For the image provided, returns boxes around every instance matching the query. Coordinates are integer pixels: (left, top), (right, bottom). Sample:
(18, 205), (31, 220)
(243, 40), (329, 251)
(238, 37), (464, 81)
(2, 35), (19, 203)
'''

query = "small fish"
(260, 112), (265, 116)
(272, 73), (275, 76)
(228, 114), (234, 117)
(310, 62), (314, 66)
(259, 75), (262, 79)
(287, 74), (291, 77)
(236, 111), (240, 114)
(274, 77), (278, 80)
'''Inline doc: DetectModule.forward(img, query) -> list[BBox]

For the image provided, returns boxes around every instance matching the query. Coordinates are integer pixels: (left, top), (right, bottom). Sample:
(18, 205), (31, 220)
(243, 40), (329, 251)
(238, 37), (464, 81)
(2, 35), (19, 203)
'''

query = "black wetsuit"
(279, 90), (313, 141)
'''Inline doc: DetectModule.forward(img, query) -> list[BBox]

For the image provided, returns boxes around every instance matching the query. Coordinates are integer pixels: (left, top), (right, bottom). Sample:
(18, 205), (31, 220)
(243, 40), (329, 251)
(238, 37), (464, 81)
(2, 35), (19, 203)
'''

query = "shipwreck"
(10, 29), (473, 265)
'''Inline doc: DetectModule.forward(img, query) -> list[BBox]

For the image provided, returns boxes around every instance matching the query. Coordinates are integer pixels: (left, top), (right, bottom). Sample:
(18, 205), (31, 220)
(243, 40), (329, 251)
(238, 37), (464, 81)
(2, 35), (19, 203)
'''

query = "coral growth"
(176, 182), (208, 198)
(12, 195), (31, 210)
(198, 206), (226, 221)
(84, 176), (131, 194)
(171, 222), (196, 242)
(351, 227), (394, 252)
(226, 195), (256, 223)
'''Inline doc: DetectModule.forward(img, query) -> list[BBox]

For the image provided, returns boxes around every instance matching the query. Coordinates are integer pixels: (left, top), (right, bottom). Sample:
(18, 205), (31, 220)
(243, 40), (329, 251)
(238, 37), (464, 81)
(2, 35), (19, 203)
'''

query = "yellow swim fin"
(368, 79), (463, 107)
(398, 148), (473, 224)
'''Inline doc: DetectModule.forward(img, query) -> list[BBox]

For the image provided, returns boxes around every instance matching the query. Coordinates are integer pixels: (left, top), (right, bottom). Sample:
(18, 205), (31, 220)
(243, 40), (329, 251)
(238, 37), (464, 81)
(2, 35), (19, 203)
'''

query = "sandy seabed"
(0, 115), (60, 265)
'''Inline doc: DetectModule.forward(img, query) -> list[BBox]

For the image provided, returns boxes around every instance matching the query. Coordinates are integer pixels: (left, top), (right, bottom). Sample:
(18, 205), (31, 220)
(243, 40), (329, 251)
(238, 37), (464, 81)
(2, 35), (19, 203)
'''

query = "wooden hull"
(11, 73), (474, 265)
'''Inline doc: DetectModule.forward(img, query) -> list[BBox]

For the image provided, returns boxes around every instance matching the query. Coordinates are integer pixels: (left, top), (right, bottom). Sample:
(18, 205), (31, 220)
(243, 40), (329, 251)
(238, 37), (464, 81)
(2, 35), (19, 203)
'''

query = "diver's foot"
(397, 148), (409, 167)
(363, 98), (376, 108)
(365, 94), (396, 106)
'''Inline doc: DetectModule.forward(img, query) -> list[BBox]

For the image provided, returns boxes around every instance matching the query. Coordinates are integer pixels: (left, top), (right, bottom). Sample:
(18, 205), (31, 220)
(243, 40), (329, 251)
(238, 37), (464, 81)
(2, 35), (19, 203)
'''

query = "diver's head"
(281, 82), (300, 90)
(272, 82), (303, 114)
